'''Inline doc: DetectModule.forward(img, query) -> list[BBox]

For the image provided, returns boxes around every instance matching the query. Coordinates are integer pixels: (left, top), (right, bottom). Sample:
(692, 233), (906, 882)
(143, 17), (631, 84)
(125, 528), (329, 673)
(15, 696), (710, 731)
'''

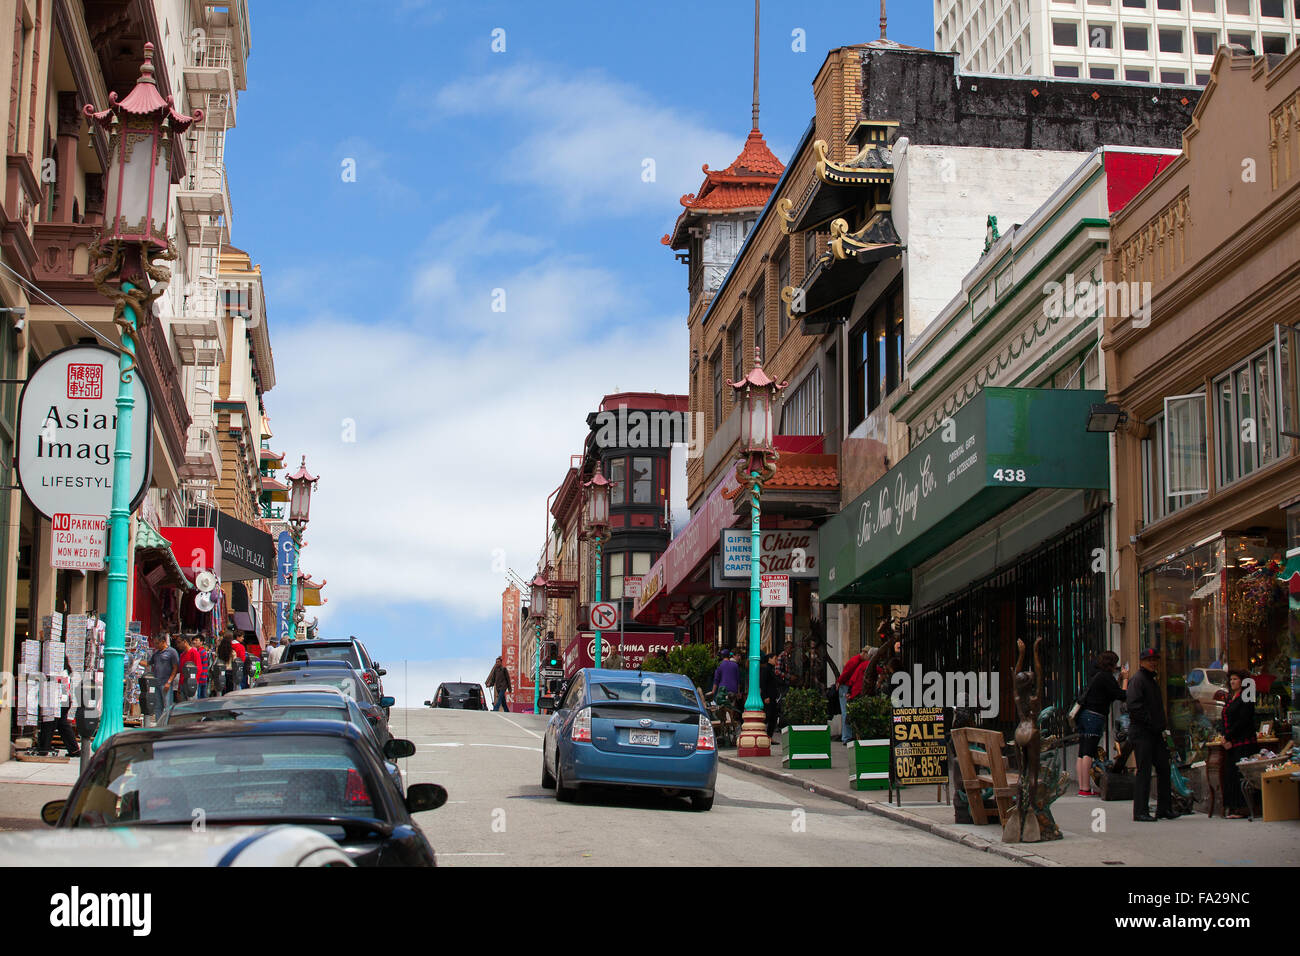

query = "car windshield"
(589, 681), (699, 708)
(65, 736), (379, 827)
(264, 674), (361, 700)
(1205, 669), (1227, 686)
(165, 706), (346, 727)
(287, 645), (361, 667)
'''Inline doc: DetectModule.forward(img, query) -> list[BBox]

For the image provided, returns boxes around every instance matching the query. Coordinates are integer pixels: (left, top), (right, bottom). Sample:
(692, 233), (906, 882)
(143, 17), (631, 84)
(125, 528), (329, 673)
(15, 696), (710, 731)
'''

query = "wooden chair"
(951, 727), (1020, 826)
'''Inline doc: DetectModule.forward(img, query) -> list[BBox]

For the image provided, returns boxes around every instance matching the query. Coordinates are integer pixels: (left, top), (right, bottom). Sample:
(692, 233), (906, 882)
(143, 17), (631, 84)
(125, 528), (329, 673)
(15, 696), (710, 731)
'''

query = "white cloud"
(265, 245), (687, 623)
(429, 63), (745, 216)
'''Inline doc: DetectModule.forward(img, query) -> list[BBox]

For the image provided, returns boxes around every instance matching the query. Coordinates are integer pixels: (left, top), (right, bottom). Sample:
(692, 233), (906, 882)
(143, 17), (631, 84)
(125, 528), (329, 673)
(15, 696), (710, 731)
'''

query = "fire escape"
(174, 27), (237, 517)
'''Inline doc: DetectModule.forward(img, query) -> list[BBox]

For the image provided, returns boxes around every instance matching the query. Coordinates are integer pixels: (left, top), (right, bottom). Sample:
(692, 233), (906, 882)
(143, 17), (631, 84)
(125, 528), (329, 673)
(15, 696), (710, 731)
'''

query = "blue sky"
(227, 1), (934, 702)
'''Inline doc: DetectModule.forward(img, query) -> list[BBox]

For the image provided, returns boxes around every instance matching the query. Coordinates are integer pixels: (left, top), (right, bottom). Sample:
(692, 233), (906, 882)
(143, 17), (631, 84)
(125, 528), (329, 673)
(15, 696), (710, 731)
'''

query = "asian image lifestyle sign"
(16, 345), (153, 521)
(720, 529), (819, 579)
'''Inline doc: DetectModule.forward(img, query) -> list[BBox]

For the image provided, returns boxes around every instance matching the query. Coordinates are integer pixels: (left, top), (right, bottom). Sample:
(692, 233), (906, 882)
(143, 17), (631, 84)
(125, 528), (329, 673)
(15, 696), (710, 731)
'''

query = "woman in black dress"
(1221, 670), (1258, 819)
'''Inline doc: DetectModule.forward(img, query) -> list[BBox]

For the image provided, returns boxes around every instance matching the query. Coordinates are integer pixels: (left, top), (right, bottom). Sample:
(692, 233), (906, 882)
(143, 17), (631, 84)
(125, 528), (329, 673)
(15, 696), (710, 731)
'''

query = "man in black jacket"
(1126, 648), (1178, 821)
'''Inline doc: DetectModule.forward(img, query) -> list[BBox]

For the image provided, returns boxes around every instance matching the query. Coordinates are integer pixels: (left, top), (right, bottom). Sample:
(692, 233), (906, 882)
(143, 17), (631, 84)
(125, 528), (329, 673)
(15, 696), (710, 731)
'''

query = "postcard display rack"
(13, 613), (106, 731)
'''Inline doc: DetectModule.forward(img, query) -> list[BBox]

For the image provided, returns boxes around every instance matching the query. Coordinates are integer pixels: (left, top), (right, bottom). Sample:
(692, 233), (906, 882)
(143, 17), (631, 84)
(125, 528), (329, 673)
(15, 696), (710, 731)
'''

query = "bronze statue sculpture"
(1003, 637), (1063, 843)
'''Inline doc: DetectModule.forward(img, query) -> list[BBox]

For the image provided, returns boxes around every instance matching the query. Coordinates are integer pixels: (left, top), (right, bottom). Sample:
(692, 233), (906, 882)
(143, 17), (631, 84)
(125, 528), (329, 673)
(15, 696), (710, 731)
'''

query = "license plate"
(629, 730), (660, 746)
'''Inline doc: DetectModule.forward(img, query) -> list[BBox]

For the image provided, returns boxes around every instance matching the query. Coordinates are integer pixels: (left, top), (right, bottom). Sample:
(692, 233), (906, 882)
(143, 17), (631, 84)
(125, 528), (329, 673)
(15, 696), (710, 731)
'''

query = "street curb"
(719, 754), (1059, 867)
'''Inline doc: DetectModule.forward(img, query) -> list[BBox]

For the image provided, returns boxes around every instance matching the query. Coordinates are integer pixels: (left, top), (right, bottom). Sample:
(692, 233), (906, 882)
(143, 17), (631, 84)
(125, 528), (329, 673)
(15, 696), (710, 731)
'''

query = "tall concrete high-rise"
(935, 0), (1300, 85)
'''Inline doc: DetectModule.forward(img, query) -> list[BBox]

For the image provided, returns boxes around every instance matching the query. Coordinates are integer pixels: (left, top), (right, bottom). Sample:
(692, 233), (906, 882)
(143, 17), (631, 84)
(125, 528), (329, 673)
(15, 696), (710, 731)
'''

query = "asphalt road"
(397, 707), (1010, 866)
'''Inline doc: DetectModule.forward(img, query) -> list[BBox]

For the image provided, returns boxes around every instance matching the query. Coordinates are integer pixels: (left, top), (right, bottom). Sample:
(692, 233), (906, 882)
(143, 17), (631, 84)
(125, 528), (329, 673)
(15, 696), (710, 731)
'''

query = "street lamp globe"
(286, 455), (319, 533)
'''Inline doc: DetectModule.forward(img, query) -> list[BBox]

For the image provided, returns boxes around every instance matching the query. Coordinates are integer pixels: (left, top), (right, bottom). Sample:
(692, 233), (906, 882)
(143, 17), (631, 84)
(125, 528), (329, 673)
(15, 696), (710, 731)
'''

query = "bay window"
(609, 458), (625, 506)
(631, 457), (653, 504)
(1213, 343), (1285, 486)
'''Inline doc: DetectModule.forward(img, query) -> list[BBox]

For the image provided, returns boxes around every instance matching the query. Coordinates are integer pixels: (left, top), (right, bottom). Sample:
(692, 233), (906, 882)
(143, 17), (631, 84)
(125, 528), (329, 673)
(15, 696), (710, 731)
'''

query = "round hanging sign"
(16, 344), (153, 521)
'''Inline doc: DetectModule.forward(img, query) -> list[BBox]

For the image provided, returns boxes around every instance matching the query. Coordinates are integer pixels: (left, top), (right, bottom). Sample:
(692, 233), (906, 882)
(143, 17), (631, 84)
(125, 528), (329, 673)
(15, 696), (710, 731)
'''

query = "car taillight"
(1214, 689), (1227, 702)
(697, 714), (716, 752)
(345, 769), (370, 805)
(572, 707), (592, 742)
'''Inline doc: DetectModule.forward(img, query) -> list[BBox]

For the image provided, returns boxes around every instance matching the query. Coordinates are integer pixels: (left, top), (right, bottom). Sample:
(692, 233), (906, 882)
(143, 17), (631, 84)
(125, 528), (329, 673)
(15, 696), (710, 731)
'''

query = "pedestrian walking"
(836, 645), (872, 742)
(1126, 648), (1178, 822)
(760, 651), (781, 737)
(1074, 650), (1128, 795)
(711, 649), (741, 701)
(486, 656), (512, 711)
(193, 634), (212, 699)
(1221, 669), (1258, 819)
(149, 635), (179, 724)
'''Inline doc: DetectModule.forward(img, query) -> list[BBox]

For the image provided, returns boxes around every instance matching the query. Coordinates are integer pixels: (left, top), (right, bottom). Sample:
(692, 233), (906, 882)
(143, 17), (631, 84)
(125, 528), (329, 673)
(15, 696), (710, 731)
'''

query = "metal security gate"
(901, 509), (1107, 738)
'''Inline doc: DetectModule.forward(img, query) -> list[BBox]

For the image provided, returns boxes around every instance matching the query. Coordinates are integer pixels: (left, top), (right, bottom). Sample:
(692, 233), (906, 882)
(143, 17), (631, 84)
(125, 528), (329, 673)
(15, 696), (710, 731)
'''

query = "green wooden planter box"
(782, 724), (832, 769)
(848, 739), (890, 791)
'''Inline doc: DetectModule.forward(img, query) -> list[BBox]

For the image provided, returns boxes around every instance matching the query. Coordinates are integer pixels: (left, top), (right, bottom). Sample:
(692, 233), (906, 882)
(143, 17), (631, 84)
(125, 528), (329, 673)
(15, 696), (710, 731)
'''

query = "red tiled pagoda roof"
(662, 128), (785, 248)
(765, 454), (839, 491)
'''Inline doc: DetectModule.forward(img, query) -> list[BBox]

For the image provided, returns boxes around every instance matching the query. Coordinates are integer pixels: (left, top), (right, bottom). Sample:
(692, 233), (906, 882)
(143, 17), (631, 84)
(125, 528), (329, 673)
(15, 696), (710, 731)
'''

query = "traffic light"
(544, 642), (560, 668)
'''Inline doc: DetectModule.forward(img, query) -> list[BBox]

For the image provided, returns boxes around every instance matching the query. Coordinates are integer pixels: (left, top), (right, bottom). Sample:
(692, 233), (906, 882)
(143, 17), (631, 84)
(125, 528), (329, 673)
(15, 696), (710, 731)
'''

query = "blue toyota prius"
(542, 668), (718, 811)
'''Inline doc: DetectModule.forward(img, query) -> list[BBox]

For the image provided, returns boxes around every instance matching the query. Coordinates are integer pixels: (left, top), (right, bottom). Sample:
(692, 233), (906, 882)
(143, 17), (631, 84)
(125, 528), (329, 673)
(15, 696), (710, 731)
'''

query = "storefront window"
(1141, 535), (1290, 761)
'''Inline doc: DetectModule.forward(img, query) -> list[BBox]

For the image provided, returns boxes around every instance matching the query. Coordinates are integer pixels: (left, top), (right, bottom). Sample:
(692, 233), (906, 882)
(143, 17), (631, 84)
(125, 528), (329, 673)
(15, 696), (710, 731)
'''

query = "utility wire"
(0, 256), (123, 351)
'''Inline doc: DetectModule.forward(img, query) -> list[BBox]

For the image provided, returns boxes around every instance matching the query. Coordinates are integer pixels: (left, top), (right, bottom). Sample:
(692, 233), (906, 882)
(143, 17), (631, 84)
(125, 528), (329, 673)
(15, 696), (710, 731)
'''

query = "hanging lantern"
(584, 469), (611, 533)
(84, 42), (201, 255)
(530, 575), (548, 621)
(286, 456), (319, 531)
(731, 347), (787, 463)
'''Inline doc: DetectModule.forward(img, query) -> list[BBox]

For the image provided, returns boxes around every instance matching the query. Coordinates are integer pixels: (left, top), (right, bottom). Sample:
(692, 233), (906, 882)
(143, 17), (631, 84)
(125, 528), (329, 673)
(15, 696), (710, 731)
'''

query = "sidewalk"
(721, 739), (1300, 867)
(0, 759), (82, 787)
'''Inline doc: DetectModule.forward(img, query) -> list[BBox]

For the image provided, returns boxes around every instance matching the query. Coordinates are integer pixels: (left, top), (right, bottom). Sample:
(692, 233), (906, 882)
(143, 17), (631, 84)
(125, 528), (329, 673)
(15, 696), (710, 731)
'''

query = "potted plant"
(846, 694), (892, 790)
(780, 687), (832, 769)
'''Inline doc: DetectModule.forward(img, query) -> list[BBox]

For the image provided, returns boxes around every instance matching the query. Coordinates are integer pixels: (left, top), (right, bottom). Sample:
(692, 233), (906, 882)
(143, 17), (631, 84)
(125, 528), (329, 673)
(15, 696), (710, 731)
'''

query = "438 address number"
(993, 469), (1027, 483)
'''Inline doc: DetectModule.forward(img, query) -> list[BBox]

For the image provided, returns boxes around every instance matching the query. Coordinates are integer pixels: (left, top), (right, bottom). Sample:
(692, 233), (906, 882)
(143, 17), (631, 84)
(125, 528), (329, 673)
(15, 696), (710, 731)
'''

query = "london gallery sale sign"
(17, 345), (152, 520)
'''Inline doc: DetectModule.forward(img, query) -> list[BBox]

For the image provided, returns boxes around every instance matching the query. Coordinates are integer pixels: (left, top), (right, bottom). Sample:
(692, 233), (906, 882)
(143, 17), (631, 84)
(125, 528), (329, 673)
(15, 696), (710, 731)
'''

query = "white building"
(935, 0), (1300, 85)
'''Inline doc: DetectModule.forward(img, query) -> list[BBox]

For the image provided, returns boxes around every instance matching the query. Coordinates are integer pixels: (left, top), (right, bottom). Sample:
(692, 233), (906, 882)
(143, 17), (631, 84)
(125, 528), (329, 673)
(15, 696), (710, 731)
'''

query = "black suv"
(282, 638), (387, 711)
(426, 683), (488, 711)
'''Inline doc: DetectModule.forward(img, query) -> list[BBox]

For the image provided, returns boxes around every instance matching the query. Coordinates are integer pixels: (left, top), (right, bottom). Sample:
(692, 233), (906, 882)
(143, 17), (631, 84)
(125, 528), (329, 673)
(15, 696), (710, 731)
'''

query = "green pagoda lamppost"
(530, 574), (548, 714)
(583, 469), (611, 668)
(285, 456), (319, 640)
(727, 348), (785, 757)
(85, 43), (200, 750)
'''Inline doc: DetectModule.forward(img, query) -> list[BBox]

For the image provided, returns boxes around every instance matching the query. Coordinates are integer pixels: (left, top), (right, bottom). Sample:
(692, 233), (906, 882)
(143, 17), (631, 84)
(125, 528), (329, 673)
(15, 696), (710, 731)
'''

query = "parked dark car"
(543, 668), (718, 811)
(426, 682), (488, 710)
(42, 721), (445, 866)
(281, 638), (387, 710)
(255, 664), (395, 745)
(157, 687), (414, 792)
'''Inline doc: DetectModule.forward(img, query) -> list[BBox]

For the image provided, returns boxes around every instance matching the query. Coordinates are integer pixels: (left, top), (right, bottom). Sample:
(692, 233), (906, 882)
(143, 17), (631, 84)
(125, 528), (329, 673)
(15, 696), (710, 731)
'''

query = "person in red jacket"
(837, 646), (872, 743)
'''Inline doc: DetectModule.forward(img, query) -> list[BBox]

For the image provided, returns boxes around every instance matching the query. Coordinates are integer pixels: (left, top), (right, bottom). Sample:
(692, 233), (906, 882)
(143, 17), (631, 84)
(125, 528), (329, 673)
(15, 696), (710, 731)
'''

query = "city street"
(397, 707), (1009, 867)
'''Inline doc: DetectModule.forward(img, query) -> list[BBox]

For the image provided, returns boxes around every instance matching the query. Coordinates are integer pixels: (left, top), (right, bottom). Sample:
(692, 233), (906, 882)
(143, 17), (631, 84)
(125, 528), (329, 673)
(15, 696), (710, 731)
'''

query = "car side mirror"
(380, 696), (395, 708)
(405, 783), (447, 814)
(41, 799), (65, 826)
(423, 699), (433, 707)
(377, 668), (387, 677)
(384, 738), (416, 760)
